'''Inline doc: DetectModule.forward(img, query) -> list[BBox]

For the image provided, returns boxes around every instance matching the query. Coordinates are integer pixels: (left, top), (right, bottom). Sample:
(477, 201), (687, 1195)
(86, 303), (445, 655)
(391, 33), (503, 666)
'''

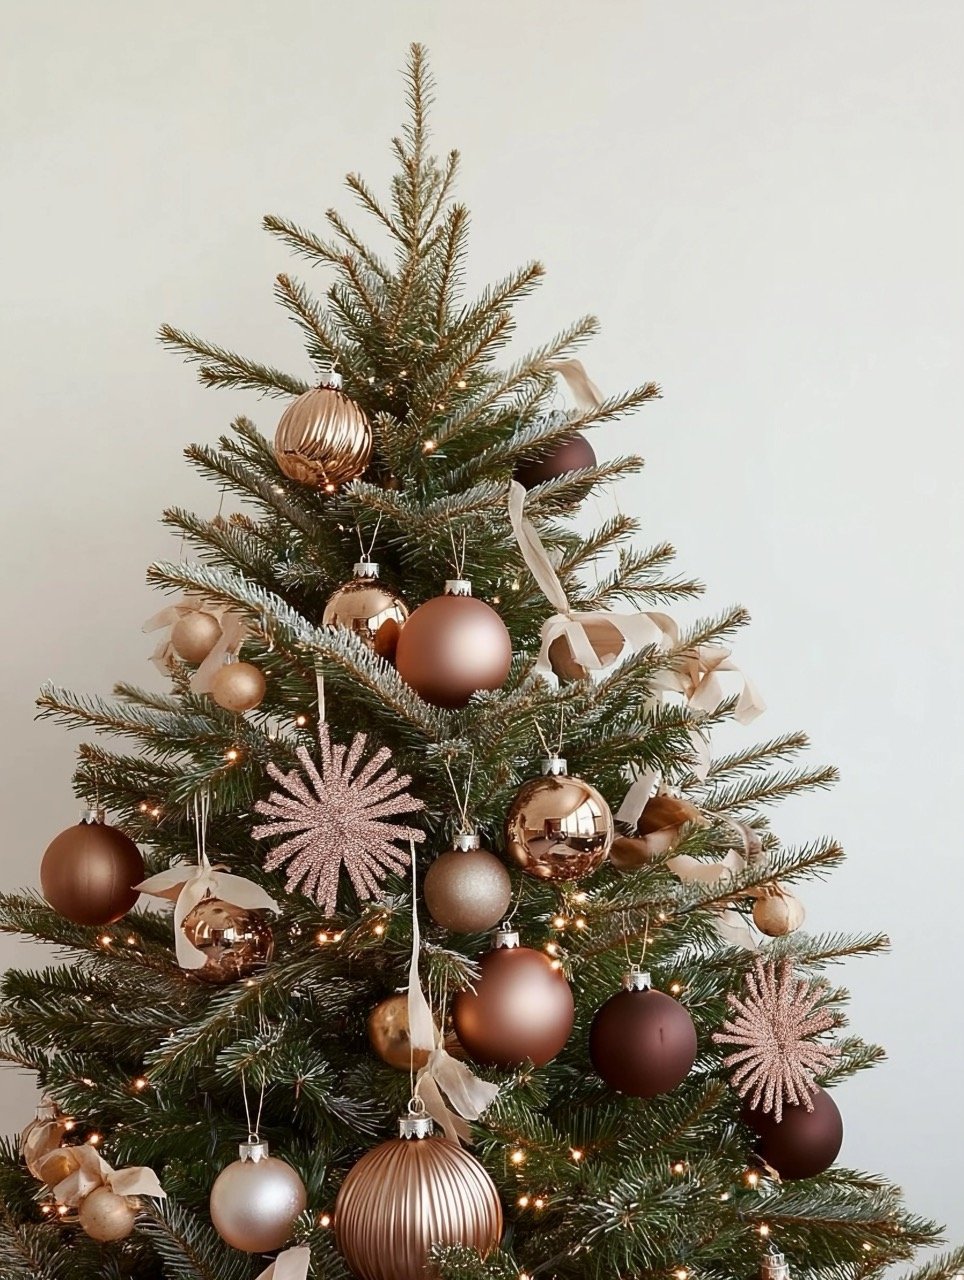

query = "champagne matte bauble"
(78, 1186), (138, 1242)
(424, 834), (513, 933)
(505, 757), (613, 882)
(170, 610), (223, 663)
(395, 581), (512, 709)
(323, 560), (409, 662)
(452, 931), (574, 1068)
(274, 372), (372, 489)
(181, 897), (274, 984)
(547, 616), (625, 682)
(210, 1141), (307, 1252)
(41, 810), (144, 926)
(589, 971), (698, 1097)
(743, 1087), (843, 1180)
(210, 660), (266, 712)
(513, 432), (596, 490)
(752, 887), (806, 937)
(335, 1114), (503, 1280)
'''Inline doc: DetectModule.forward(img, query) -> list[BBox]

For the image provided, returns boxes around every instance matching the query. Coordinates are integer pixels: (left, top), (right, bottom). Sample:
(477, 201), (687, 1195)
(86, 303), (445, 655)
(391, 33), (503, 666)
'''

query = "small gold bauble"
(505, 757), (613, 881)
(20, 1104), (68, 1180)
(78, 1186), (138, 1242)
(368, 993), (430, 1071)
(181, 897), (275, 984)
(323, 561), (409, 662)
(171, 610), (223, 663)
(274, 374), (372, 489)
(547, 617), (625, 682)
(210, 660), (266, 712)
(752, 887), (806, 937)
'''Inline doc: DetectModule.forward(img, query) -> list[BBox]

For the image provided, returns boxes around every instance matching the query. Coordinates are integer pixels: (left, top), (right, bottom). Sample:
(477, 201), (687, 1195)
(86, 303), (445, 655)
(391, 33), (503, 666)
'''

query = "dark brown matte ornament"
(513, 431), (596, 490)
(743, 1086), (843, 1180)
(452, 928), (574, 1068)
(589, 969), (698, 1097)
(180, 898), (275, 984)
(505, 755), (613, 882)
(335, 1112), (503, 1280)
(274, 369), (372, 490)
(395, 579), (512, 709)
(323, 560), (409, 662)
(424, 833), (513, 933)
(40, 808), (144, 926)
(547, 616), (625, 683)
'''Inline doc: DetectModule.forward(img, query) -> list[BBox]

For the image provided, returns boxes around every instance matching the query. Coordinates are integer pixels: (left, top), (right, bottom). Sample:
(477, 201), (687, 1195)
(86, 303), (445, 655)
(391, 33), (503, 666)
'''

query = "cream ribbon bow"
(143, 593), (250, 694)
(255, 1246), (312, 1280)
(135, 854), (280, 970)
(546, 358), (604, 411)
(407, 855), (499, 1144)
(52, 1144), (166, 1209)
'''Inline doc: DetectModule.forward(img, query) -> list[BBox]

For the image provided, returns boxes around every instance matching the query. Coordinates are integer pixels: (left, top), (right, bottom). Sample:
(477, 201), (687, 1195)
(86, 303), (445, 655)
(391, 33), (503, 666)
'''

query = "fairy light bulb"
(510, 1148), (526, 1166)
(571, 1148), (584, 1162)
(552, 915), (568, 929)
(295, 714), (308, 727)
(745, 1170), (761, 1188)
(517, 1195), (530, 1208)
(319, 1212), (332, 1228)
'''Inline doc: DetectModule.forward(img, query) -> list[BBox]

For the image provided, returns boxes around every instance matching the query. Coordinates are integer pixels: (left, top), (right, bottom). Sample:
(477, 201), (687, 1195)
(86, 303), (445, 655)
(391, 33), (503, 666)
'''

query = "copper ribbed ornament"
(323, 560), (409, 662)
(424, 832), (513, 933)
(505, 755), (613, 881)
(40, 807), (144, 926)
(209, 657), (266, 712)
(589, 968), (697, 1097)
(180, 897), (274, 984)
(395, 579), (512, 709)
(274, 369), (372, 490)
(452, 927), (574, 1068)
(334, 1110), (503, 1280)
(210, 1139), (307, 1252)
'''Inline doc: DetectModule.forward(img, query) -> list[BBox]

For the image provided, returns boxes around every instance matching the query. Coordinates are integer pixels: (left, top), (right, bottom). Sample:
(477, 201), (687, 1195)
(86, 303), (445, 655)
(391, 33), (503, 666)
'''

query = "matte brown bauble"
(589, 971), (698, 1097)
(335, 1113), (503, 1280)
(78, 1186), (138, 1242)
(548, 617), (625, 683)
(170, 610), (223, 663)
(368, 993), (431, 1071)
(424, 834), (513, 933)
(323, 560), (409, 662)
(210, 660), (266, 712)
(610, 792), (707, 871)
(181, 897), (274, 984)
(452, 931), (574, 1068)
(210, 1141), (307, 1252)
(505, 756), (613, 882)
(513, 432), (596, 490)
(274, 371), (372, 490)
(395, 581), (512, 709)
(743, 1087), (843, 1180)
(41, 810), (144, 926)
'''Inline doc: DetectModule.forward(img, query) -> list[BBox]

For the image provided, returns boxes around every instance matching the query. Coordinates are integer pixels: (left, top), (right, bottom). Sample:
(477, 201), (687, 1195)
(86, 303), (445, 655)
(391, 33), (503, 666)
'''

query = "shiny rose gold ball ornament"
(752, 885), (806, 937)
(368, 992), (431, 1071)
(210, 1139), (307, 1252)
(334, 1111), (503, 1280)
(323, 560), (409, 662)
(589, 969), (698, 1097)
(547, 617), (627, 683)
(181, 897), (275, 984)
(424, 832), (513, 933)
(505, 755), (613, 882)
(170, 610), (223, 663)
(41, 808), (144, 926)
(395, 579), (512, 709)
(274, 369), (372, 489)
(452, 927), (574, 1068)
(210, 658), (266, 712)
(78, 1186), (138, 1242)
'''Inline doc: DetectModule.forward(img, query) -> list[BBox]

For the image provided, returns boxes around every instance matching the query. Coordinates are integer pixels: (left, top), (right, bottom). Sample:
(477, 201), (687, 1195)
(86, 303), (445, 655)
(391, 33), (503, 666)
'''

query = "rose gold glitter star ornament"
(252, 723), (424, 913)
(713, 957), (840, 1121)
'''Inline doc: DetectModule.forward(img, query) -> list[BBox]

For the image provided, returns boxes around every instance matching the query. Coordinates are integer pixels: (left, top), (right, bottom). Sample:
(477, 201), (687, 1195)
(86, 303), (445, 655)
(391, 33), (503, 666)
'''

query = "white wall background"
(2, 0), (961, 1250)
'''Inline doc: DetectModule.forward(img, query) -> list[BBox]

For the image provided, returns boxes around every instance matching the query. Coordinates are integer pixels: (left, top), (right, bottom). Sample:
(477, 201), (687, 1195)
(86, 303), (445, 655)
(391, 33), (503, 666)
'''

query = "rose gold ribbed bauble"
(513, 431), (596, 490)
(323, 561), (409, 662)
(170, 610), (223, 663)
(547, 617), (625, 682)
(395, 582), (512, 709)
(274, 375), (372, 489)
(589, 972), (697, 1098)
(181, 898), (274, 984)
(334, 1118), (503, 1280)
(210, 661), (266, 712)
(41, 811), (144, 926)
(452, 933), (574, 1068)
(505, 757), (613, 882)
(78, 1187), (138, 1242)
(424, 835), (513, 933)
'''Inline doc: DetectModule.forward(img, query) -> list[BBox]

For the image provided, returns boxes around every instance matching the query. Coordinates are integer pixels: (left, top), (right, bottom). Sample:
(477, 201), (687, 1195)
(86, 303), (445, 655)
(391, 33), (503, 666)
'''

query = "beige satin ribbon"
(142, 593), (250, 693)
(256, 1246), (311, 1280)
(52, 1145), (166, 1209)
(407, 852), (499, 1144)
(22, 1117), (70, 1177)
(546, 358), (604, 411)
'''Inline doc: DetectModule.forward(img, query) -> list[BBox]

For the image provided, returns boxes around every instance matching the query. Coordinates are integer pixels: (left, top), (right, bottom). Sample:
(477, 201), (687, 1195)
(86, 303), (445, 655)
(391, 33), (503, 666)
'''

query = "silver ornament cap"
(353, 559), (379, 578)
(452, 831), (481, 852)
(444, 578), (473, 597)
(82, 805), (107, 825)
(623, 967), (652, 992)
(398, 1112), (434, 1139)
(318, 367), (343, 390)
(541, 755), (568, 777)
(762, 1250), (791, 1280)
(491, 924), (520, 950)
(238, 1139), (270, 1163)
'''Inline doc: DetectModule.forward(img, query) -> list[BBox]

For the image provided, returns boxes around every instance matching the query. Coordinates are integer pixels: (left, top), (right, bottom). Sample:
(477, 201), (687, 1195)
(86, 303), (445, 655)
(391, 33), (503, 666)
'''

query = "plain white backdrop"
(1, 0), (962, 1250)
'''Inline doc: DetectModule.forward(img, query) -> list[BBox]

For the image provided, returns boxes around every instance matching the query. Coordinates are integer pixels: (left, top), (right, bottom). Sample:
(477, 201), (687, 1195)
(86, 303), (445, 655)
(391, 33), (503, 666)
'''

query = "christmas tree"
(0, 43), (959, 1280)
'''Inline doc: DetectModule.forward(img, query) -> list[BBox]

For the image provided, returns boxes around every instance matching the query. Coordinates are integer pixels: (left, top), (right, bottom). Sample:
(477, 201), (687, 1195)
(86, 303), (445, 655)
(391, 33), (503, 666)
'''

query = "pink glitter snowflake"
(713, 956), (840, 1121)
(252, 724), (424, 914)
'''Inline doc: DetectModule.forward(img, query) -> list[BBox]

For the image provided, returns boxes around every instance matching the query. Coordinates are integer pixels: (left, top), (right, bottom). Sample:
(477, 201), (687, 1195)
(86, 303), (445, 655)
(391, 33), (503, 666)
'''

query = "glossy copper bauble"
(274, 372), (372, 489)
(323, 561), (409, 662)
(368, 993), (431, 1071)
(589, 970), (698, 1097)
(40, 810), (144, 926)
(505, 756), (613, 882)
(181, 897), (274, 984)
(395, 580), (512, 709)
(423, 834), (513, 933)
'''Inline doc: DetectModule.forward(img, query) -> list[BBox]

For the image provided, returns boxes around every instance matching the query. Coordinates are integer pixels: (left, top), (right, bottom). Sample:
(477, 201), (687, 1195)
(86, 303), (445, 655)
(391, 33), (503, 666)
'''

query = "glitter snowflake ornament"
(253, 724), (424, 914)
(713, 957), (840, 1121)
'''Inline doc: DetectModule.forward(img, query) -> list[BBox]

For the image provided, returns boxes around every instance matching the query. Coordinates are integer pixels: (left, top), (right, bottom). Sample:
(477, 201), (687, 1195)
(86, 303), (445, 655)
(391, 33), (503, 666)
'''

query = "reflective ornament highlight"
(395, 580), (512, 709)
(41, 808), (144, 926)
(323, 560), (409, 662)
(505, 756), (613, 881)
(210, 1140), (307, 1253)
(274, 370), (372, 489)
(424, 833), (513, 933)
(180, 897), (274, 984)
